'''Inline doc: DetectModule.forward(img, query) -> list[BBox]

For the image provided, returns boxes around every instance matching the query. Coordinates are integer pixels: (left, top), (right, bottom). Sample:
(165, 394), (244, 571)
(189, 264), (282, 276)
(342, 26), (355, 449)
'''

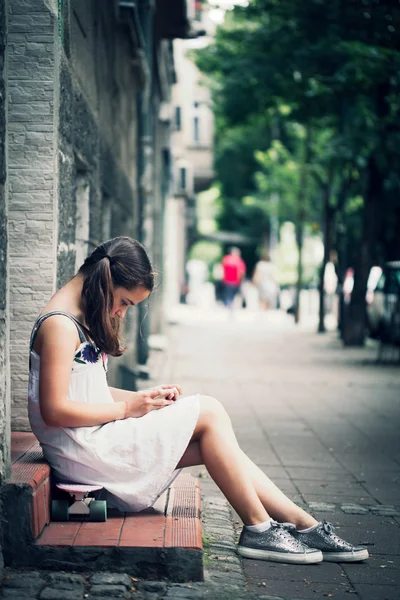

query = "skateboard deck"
(52, 482), (107, 522)
(56, 483), (103, 494)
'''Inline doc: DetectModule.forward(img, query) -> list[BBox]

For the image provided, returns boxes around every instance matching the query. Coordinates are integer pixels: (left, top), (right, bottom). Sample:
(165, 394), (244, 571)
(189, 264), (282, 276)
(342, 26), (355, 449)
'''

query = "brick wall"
(0, 0), (8, 577)
(7, 0), (58, 430)
(0, 0), (9, 488)
(7, 0), (148, 430)
(6, 0), (173, 431)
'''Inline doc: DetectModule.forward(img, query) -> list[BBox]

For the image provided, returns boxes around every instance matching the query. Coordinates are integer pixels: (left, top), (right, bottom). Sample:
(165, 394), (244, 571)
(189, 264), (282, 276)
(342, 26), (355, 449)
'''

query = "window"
(179, 167), (187, 191)
(194, 116), (200, 142)
(102, 194), (112, 240)
(175, 106), (182, 130)
(75, 173), (90, 272)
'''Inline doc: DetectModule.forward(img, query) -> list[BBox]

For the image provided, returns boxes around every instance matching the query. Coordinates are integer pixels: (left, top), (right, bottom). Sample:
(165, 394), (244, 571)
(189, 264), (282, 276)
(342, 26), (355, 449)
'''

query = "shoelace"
(322, 520), (334, 534)
(321, 520), (345, 544)
(270, 521), (301, 541)
(281, 520), (349, 547)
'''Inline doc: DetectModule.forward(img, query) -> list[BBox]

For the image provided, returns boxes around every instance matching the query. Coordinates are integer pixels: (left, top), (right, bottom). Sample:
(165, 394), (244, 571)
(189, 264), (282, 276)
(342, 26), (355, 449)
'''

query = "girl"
(29, 236), (368, 564)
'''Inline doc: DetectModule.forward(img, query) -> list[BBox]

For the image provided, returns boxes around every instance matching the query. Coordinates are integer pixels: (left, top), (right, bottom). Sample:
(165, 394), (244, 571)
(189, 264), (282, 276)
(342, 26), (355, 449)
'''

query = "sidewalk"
(165, 304), (400, 600)
(1, 304), (399, 599)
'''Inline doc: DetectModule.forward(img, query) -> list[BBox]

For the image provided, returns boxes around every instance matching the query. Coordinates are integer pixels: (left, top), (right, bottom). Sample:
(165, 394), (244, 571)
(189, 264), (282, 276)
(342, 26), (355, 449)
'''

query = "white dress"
(28, 312), (200, 512)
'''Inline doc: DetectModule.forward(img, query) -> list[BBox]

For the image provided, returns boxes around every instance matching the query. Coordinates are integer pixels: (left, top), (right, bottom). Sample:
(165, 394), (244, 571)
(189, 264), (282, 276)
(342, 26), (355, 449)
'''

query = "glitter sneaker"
(237, 521), (323, 564)
(290, 520), (369, 562)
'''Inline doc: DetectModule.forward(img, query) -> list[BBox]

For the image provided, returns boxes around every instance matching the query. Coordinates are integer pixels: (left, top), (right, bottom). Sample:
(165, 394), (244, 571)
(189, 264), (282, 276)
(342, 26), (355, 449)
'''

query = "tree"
(196, 0), (400, 344)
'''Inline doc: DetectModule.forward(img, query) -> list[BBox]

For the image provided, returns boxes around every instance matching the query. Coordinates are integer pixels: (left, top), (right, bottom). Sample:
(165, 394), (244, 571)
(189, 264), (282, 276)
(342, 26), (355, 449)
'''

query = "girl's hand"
(140, 384), (182, 402)
(158, 384), (182, 401)
(126, 387), (179, 418)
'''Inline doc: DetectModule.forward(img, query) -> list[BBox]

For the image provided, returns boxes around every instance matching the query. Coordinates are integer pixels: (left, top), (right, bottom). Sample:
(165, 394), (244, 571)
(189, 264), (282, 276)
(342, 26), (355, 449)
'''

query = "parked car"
(367, 261), (400, 343)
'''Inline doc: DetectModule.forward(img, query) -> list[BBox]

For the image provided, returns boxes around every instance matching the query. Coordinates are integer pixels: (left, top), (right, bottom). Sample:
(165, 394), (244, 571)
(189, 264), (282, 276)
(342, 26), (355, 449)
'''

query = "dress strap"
(30, 311), (89, 353)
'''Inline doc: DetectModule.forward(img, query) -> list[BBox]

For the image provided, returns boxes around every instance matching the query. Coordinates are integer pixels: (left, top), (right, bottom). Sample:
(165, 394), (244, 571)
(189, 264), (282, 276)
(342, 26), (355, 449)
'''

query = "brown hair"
(78, 237), (155, 356)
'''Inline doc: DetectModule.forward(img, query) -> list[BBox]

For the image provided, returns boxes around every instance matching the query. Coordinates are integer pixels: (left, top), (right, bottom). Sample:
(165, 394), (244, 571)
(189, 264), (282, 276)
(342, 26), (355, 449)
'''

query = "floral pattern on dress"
(82, 344), (99, 363)
(73, 342), (108, 373)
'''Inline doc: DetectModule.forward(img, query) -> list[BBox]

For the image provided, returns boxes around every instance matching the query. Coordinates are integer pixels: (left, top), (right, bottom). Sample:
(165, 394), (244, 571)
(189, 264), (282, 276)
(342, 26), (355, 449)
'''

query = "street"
(167, 304), (400, 600)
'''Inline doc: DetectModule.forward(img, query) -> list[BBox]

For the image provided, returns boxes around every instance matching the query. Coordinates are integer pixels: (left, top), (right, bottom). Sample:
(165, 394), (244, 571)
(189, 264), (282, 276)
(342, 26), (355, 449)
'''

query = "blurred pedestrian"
(252, 252), (279, 310)
(212, 261), (224, 304)
(324, 256), (338, 314)
(222, 247), (246, 308)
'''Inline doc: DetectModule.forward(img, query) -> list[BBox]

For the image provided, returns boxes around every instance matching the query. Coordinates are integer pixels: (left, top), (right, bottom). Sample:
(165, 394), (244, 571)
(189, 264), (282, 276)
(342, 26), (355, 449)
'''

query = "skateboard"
(51, 483), (107, 522)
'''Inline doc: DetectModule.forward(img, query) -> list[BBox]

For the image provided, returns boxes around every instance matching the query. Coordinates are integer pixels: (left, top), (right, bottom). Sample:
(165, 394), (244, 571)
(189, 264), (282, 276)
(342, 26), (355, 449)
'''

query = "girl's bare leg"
(184, 396), (270, 526)
(177, 397), (317, 529)
(239, 450), (317, 528)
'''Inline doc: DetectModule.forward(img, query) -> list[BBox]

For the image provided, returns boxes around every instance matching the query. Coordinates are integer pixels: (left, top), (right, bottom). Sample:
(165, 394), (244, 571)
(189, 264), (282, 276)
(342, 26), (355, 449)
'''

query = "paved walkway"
(1, 304), (399, 600)
(165, 304), (400, 600)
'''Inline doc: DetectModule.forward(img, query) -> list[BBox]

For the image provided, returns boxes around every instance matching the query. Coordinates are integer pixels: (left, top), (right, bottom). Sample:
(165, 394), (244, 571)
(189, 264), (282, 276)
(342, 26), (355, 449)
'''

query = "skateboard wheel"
(89, 500), (107, 522)
(51, 499), (69, 521)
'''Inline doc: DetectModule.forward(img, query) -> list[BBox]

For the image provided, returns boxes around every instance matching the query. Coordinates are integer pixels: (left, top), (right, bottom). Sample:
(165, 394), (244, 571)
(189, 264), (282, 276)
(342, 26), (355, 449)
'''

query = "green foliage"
(213, 118), (272, 236)
(195, 0), (400, 266)
(188, 240), (222, 267)
(197, 185), (221, 235)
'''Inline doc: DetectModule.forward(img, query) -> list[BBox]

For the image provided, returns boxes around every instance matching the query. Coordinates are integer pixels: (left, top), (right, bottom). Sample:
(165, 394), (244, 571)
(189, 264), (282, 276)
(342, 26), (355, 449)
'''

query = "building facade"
(0, 0), (198, 567)
(0, 0), (194, 471)
(0, 0), (7, 577)
(164, 0), (215, 309)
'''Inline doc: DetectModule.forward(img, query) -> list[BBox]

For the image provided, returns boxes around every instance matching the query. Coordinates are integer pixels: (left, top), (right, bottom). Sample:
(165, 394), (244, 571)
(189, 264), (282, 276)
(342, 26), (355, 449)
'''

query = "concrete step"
(2, 433), (203, 581)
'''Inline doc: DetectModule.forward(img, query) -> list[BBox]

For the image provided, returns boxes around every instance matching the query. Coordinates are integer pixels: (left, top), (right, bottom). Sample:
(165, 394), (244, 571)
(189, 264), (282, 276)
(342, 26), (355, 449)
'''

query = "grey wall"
(57, 0), (140, 280)
(7, 0), (58, 431)
(57, 0), (142, 387)
(0, 0), (9, 483)
(6, 0), (145, 431)
(0, 0), (8, 577)
(6, 0), (172, 431)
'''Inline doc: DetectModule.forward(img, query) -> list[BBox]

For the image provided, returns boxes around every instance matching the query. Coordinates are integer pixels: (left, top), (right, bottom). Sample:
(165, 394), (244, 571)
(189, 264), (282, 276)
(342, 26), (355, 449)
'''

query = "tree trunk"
(294, 221), (303, 324)
(294, 125), (312, 324)
(342, 81), (388, 346)
(318, 167), (335, 333)
(336, 179), (350, 339)
(342, 154), (380, 346)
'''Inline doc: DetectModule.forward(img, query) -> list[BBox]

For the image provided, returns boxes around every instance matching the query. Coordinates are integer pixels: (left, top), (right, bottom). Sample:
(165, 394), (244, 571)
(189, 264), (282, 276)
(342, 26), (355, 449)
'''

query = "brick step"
(3, 432), (52, 542)
(3, 433), (203, 581)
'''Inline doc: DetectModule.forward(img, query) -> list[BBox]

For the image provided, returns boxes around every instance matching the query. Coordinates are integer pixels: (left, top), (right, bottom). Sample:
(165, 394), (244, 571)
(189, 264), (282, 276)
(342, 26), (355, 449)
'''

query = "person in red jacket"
(222, 247), (246, 308)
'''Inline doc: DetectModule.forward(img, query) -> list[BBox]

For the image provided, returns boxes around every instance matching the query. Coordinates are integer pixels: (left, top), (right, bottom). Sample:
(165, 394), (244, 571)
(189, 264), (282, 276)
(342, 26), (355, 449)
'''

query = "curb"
(200, 477), (249, 599)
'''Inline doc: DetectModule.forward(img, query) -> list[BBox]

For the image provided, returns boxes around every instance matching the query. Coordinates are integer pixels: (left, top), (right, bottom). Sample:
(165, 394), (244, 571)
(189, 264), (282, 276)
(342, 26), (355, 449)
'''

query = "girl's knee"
(198, 395), (231, 424)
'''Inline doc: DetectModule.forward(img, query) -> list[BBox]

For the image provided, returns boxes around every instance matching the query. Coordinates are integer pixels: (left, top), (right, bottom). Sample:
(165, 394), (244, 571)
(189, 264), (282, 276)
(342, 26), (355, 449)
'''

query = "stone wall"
(0, 0), (8, 577)
(7, 0), (145, 430)
(7, 0), (58, 431)
(57, 0), (140, 277)
(5, 0), (175, 431)
(0, 0), (9, 485)
(57, 0), (141, 388)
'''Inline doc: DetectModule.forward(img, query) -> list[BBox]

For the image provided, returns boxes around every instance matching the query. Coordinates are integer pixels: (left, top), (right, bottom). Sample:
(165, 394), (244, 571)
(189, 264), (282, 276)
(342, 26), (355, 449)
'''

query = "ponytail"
(78, 237), (155, 356)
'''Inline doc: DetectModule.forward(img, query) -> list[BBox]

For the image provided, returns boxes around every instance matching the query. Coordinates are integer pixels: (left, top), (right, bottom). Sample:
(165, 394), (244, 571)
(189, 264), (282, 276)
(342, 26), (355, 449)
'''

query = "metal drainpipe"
(136, 0), (155, 375)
